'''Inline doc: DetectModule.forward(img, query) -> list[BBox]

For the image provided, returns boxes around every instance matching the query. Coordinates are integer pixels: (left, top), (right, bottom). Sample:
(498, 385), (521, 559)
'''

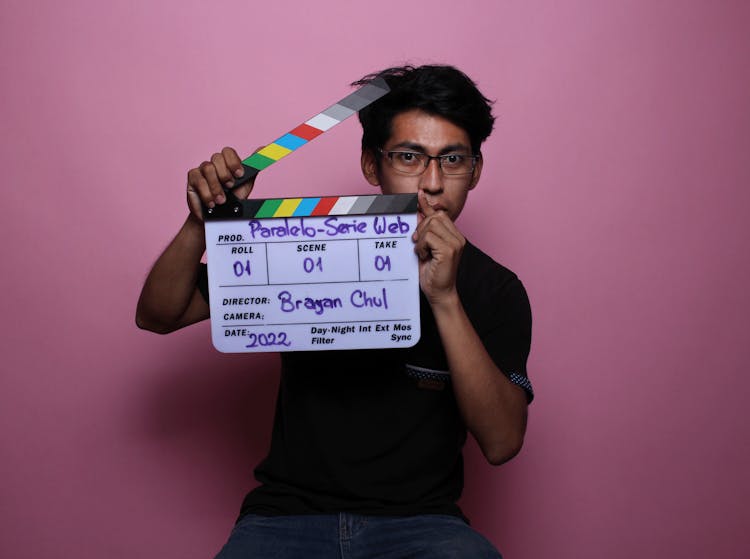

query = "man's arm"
(413, 194), (528, 465)
(135, 147), (256, 333)
(431, 292), (528, 465)
(135, 214), (210, 333)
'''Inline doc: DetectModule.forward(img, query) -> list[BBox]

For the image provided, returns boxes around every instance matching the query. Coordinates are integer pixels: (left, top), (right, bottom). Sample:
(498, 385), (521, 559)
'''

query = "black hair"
(352, 65), (495, 155)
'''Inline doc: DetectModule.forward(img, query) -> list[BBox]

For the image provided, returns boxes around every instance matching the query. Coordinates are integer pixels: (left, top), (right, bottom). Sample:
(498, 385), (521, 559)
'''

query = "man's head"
(354, 65), (495, 220)
(354, 65), (495, 155)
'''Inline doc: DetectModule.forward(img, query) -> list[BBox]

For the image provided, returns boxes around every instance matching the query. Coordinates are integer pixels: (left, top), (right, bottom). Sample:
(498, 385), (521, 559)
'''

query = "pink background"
(2, 1), (749, 557)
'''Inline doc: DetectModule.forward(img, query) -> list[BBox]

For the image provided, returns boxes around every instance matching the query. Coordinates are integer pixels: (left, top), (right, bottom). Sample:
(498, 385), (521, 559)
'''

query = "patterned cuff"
(404, 364), (451, 383)
(509, 372), (534, 403)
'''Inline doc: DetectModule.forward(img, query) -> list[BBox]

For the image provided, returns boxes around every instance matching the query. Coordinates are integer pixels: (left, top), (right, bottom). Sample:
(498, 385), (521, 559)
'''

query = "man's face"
(361, 109), (482, 221)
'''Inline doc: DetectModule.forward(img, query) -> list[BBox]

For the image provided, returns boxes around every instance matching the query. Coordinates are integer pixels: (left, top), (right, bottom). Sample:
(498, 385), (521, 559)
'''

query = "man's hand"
(412, 190), (465, 305)
(137, 146), (260, 333)
(186, 146), (258, 221)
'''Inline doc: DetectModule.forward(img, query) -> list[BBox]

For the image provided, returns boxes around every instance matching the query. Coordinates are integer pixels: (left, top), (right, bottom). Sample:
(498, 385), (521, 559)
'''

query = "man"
(137, 65), (533, 558)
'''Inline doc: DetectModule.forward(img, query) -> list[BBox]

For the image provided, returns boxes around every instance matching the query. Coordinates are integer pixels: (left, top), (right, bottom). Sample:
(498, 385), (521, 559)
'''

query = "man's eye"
(396, 152), (421, 165)
(442, 154), (464, 166)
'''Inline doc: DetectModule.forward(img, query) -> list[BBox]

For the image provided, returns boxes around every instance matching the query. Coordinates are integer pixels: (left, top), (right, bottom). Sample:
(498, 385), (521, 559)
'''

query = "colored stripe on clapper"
(248, 194), (417, 218)
(240, 77), (390, 176)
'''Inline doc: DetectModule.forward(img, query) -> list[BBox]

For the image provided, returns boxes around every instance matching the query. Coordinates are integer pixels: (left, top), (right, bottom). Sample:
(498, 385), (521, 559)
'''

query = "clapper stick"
(228, 77), (390, 192)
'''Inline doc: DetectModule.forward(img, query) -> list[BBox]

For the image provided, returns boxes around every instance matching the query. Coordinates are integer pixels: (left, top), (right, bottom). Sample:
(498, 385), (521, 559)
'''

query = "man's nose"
(419, 158), (443, 193)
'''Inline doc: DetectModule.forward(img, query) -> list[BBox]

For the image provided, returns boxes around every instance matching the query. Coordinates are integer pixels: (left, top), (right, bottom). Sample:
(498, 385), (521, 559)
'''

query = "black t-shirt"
(198, 241), (532, 520)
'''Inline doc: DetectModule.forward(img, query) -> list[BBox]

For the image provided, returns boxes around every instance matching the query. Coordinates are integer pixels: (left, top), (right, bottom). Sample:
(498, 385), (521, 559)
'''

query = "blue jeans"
(214, 513), (502, 558)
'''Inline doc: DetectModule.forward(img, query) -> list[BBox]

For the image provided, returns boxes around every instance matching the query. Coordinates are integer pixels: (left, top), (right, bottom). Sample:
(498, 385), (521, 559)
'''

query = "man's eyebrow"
(389, 141), (471, 154)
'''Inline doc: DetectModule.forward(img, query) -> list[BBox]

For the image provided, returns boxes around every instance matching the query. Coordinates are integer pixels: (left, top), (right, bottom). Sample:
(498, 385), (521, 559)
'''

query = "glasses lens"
(440, 154), (475, 175)
(387, 152), (425, 175)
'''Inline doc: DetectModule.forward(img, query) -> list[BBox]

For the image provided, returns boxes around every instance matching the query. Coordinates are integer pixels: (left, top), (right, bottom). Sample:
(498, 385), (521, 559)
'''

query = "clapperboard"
(204, 194), (420, 352)
(202, 77), (421, 352)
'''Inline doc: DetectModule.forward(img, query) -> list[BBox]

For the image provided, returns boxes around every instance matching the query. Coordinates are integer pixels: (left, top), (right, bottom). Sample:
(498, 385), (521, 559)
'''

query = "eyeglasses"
(378, 149), (479, 176)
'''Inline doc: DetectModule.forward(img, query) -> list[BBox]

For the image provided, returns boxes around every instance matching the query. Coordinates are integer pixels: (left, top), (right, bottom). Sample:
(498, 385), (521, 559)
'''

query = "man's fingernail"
(216, 194), (226, 204)
(234, 168), (244, 178)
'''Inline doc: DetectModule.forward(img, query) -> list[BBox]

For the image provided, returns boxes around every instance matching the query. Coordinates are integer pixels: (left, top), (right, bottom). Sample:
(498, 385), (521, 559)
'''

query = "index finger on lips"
(417, 190), (437, 218)
(415, 190), (456, 239)
(413, 191), (428, 240)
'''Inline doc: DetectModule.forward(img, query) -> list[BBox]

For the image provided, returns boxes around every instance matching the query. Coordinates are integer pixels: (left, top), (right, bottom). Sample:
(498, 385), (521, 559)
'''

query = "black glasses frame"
(378, 149), (479, 176)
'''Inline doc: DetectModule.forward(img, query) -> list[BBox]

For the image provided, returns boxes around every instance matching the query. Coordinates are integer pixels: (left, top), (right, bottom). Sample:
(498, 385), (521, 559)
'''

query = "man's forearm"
(136, 214), (209, 333)
(431, 294), (528, 465)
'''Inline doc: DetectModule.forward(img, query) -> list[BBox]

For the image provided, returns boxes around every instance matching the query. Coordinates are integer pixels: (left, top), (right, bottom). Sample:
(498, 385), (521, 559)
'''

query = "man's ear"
(361, 149), (380, 187)
(468, 153), (483, 191)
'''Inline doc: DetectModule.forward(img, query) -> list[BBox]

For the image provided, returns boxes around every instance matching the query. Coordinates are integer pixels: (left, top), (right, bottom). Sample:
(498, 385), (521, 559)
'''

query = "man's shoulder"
(459, 241), (521, 289)
(457, 241), (530, 329)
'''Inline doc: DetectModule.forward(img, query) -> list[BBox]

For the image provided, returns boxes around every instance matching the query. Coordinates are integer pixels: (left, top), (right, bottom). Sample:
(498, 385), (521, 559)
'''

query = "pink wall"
(2, 1), (748, 557)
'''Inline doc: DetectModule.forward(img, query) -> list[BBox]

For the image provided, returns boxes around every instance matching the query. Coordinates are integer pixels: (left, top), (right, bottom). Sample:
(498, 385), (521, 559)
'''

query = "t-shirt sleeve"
(483, 276), (534, 403)
(197, 263), (210, 304)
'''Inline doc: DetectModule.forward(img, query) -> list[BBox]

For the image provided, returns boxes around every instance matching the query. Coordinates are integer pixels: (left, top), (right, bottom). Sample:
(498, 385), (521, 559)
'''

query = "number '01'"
(303, 257), (323, 273)
(233, 260), (251, 277)
(374, 255), (391, 271)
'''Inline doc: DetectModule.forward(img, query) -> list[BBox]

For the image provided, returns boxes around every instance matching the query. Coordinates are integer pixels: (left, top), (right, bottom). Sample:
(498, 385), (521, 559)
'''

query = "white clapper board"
(203, 193), (421, 352)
